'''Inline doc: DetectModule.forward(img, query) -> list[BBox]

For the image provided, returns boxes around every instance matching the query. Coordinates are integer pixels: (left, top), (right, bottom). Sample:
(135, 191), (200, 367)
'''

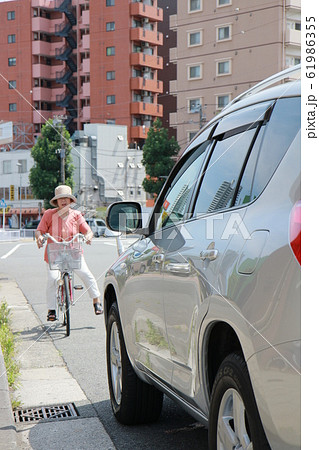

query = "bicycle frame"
(44, 233), (85, 336)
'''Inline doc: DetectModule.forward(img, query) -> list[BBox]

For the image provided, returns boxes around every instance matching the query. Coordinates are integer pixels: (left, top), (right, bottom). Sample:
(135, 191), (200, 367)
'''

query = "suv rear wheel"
(208, 353), (270, 450)
(106, 302), (163, 424)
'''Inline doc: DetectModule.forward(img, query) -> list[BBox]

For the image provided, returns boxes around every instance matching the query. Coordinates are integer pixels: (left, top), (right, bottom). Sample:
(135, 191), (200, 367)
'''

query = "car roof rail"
(224, 64), (301, 111)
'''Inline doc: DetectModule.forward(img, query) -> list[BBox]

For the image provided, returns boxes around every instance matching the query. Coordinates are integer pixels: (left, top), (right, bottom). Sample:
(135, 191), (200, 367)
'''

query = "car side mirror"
(106, 202), (144, 234)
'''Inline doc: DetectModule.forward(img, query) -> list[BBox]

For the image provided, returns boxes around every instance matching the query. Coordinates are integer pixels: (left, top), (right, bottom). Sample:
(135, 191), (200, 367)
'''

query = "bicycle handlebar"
(43, 233), (86, 244)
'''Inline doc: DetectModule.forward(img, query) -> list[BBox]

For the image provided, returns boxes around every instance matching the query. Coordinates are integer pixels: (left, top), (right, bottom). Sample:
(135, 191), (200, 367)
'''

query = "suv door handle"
(200, 249), (219, 261)
(152, 254), (164, 263)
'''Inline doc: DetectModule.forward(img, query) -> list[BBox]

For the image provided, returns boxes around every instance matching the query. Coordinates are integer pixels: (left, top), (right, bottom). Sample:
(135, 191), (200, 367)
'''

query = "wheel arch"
(205, 321), (243, 397)
(104, 283), (117, 326)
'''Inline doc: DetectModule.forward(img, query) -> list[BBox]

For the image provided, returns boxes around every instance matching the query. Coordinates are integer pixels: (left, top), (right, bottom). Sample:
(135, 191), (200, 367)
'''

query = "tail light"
(290, 200), (301, 265)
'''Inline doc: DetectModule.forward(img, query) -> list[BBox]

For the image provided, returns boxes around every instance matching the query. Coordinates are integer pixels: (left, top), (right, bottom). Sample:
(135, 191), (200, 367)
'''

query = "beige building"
(169, 0), (301, 148)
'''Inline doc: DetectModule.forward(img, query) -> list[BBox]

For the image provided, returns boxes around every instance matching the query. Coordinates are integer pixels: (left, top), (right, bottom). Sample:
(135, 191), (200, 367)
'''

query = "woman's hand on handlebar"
(85, 230), (93, 245)
(36, 232), (45, 249)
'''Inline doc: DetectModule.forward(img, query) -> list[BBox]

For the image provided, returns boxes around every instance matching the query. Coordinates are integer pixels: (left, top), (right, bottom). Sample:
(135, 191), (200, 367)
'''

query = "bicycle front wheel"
(63, 274), (71, 336)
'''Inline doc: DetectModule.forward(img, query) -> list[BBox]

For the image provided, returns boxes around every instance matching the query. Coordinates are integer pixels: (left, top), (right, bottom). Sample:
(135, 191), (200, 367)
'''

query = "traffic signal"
(10, 185), (14, 201)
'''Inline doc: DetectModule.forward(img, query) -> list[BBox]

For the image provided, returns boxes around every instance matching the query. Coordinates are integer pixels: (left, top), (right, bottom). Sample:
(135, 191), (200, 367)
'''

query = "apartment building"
(157, 0), (177, 140)
(169, 0), (301, 147)
(0, 0), (164, 148)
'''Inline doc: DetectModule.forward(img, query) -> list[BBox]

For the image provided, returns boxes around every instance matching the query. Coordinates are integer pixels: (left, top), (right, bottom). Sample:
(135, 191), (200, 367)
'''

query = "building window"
(8, 58), (16, 66)
(188, 98), (201, 113)
(217, 25), (231, 41)
(107, 95), (115, 104)
(188, 30), (202, 47)
(106, 46), (115, 56)
(8, 34), (16, 44)
(106, 71), (115, 80)
(217, 0), (231, 6)
(188, 131), (197, 142)
(287, 21), (301, 31)
(3, 161), (12, 174)
(217, 59), (231, 76)
(106, 22), (115, 31)
(18, 160), (27, 173)
(106, 0), (115, 5)
(106, 119), (116, 124)
(9, 103), (17, 112)
(188, 64), (202, 80)
(217, 94), (230, 109)
(9, 80), (16, 89)
(286, 56), (301, 67)
(7, 11), (15, 20)
(189, 0), (201, 12)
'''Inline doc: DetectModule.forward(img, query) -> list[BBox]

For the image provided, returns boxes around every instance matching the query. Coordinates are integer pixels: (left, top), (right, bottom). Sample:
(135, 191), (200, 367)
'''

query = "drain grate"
(13, 403), (78, 423)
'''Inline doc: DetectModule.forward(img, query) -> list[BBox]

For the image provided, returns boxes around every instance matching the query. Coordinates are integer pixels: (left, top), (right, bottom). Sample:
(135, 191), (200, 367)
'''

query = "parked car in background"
(85, 218), (117, 237)
(22, 219), (40, 229)
(103, 66), (301, 450)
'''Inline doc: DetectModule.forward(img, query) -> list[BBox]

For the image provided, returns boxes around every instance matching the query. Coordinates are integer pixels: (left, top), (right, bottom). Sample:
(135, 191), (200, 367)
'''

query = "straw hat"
(50, 185), (76, 207)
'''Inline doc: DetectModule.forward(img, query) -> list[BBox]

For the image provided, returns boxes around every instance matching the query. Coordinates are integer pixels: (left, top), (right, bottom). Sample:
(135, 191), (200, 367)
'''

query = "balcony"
(130, 2), (163, 22)
(32, 17), (61, 33)
(169, 112), (177, 127)
(80, 82), (90, 99)
(170, 47), (177, 63)
(80, 58), (90, 75)
(32, 40), (51, 56)
(130, 52), (163, 70)
(82, 34), (90, 50)
(131, 126), (150, 139)
(130, 77), (163, 93)
(130, 101), (163, 117)
(169, 79), (177, 95)
(81, 106), (90, 121)
(169, 14), (177, 30)
(32, 86), (64, 102)
(31, 0), (55, 8)
(80, 10), (90, 27)
(130, 27), (163, 46)
(286, 28), (301, 47)
(32, 63), (64, 79)
(286, 0), (301, 9)
(33, 109), (62, 123)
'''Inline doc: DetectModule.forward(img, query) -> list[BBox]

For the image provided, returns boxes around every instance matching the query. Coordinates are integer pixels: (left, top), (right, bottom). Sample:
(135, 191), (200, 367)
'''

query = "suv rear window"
(249, 96), (300, 202)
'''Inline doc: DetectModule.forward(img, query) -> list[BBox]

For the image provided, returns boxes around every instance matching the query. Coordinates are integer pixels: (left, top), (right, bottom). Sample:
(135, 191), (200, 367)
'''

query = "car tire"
(94, 232), (99, 238)
(208, 353), (270, 450)
(106, 302), (163, 425)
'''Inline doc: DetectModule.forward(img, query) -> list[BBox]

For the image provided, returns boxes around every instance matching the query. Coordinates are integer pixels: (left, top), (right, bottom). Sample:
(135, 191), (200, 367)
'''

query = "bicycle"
(44, 233), (85, 336)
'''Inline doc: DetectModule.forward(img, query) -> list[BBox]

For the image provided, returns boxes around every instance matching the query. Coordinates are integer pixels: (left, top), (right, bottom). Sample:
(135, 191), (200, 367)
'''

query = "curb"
(0, 345), (17, 449)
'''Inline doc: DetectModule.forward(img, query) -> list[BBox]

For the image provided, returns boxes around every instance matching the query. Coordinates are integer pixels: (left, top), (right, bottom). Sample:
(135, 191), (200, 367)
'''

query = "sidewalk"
(0, 275), (115, 450)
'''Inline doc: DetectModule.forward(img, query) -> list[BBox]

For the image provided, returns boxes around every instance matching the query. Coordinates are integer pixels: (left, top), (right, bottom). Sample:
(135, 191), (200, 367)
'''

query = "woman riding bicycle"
(35, 185), (103, 321)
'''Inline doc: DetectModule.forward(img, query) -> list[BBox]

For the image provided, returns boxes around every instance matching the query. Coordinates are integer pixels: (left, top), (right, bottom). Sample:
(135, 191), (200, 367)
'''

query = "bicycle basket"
(47, 241), (82, 271)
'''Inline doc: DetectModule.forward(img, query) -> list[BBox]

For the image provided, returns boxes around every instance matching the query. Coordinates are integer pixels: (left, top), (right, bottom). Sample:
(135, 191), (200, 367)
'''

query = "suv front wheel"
(106, 302), (163, 425)
(208, 353), (270, 450)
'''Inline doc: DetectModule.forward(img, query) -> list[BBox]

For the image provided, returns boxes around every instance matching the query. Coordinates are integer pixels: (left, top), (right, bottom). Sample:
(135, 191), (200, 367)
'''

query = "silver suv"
(104, 66), (301, 450)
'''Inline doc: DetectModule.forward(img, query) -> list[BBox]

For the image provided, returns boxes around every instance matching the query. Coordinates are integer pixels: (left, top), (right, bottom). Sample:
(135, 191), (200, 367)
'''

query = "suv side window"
(155, 141), (209, 231)
(193, 127), (258, 215)
(250, 96), (300, 202)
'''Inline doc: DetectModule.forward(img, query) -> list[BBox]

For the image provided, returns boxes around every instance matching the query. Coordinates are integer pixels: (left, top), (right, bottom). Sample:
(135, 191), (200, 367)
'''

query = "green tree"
(142, 118), (180, 197)
(29, 119), (74, 208)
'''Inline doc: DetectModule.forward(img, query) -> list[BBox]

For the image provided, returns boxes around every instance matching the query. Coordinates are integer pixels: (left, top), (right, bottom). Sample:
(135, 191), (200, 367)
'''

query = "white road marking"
(1, 244), (22, 259)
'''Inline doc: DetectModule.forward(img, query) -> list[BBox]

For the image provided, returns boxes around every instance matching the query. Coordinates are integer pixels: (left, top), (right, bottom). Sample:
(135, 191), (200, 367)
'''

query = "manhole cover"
(13, 403), (78, 423)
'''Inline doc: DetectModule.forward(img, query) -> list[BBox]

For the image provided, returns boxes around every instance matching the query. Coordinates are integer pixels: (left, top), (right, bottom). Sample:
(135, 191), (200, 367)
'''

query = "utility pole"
(16, 162), (22, 228)
(199, 104), (206, 130)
